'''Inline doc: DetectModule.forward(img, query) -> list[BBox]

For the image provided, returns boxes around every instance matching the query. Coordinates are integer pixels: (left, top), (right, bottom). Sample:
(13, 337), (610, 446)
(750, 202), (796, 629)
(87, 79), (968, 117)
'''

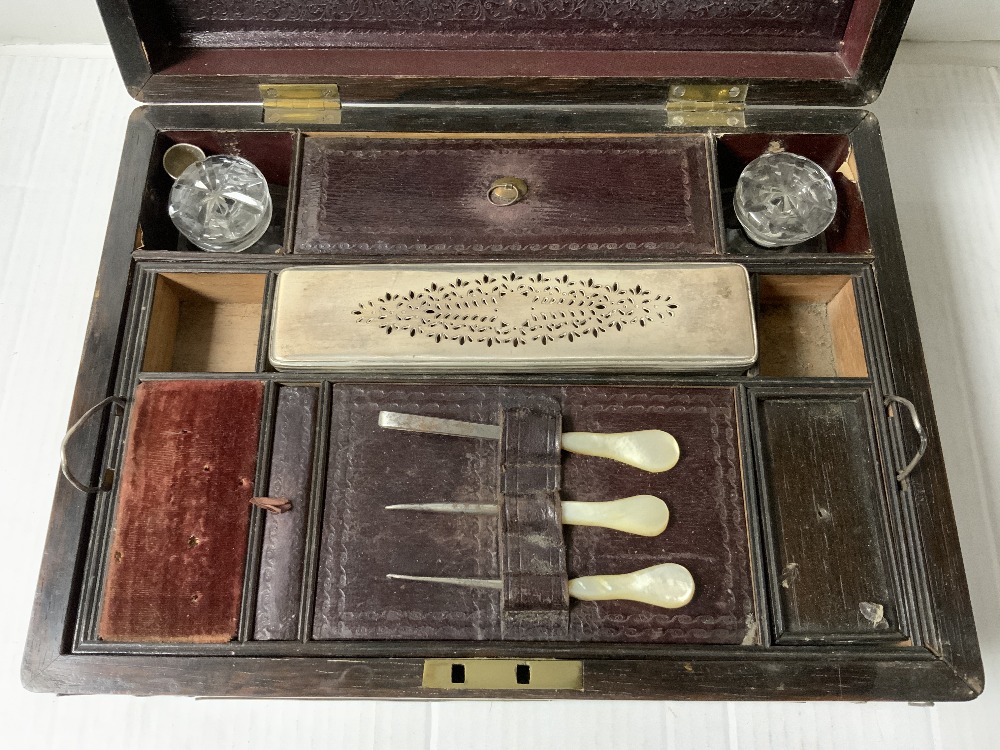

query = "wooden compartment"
(292, 134), (720, 259)
(99, 380), (265, 643)
(756, 274), (867, 378)
(24, 0), (985, 700)
(749, 389), (903, 645)
(142, 273), (266, 372)
(29, 110), (984, 701)
(717, 134), (871, 255)
(136, 131), (296, 254)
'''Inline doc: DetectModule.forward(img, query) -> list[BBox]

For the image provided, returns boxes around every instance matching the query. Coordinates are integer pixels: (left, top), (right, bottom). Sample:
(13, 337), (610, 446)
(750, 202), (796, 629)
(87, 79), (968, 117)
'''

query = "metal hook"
(60, 395), (127, 494)
(884, 395), (928, 487)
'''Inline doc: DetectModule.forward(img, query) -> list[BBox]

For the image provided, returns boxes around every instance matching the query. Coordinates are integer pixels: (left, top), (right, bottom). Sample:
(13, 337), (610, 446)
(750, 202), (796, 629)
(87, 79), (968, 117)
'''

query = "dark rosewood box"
(22, 0), (983, 700)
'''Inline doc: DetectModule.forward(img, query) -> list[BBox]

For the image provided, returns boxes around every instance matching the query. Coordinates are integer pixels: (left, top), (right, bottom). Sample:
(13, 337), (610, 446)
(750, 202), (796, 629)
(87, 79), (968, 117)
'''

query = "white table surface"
(1, 41), (998, 750)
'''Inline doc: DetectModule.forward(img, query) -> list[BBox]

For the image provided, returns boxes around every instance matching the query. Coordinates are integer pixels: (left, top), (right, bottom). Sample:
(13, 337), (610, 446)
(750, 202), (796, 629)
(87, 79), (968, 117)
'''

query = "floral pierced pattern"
(353, 272), (678, 347)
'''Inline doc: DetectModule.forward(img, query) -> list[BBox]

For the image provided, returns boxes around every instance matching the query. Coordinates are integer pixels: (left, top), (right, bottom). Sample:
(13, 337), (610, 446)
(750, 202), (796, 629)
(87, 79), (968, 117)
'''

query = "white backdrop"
(3, 39), (1000, 750)
(0, 0), (999, 45)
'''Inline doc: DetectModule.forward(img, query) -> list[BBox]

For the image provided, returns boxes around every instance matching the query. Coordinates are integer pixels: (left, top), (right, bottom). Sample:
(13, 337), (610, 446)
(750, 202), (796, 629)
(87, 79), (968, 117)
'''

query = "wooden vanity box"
(22, 0), (984, 700)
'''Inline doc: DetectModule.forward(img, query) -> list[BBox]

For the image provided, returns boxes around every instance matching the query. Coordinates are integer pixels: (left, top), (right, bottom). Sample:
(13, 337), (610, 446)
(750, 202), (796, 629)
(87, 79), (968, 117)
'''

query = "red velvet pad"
(98, 380), (265, 643)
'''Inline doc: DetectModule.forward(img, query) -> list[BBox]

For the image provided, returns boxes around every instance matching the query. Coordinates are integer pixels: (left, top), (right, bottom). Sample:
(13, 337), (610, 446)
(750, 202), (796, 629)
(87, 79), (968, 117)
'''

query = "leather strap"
(498, 391), (570, 640)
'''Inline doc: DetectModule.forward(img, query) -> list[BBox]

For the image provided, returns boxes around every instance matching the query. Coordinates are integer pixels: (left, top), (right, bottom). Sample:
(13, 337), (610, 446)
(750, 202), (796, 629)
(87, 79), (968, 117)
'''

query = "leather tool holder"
(312, 383), (752, 645)
(498, 392), (570, 640)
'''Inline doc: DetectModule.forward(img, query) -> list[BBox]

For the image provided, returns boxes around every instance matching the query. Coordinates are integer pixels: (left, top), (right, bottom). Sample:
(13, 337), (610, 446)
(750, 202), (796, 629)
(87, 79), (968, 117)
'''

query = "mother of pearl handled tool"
(387, 563), (695, 610)
(386, 494), (670, 537)
(378, 411), (680, 473)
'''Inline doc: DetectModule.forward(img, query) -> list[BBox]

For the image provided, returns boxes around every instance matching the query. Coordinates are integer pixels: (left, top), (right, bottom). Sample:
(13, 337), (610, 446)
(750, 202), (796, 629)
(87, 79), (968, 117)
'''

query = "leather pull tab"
(251, 496), (293, 514)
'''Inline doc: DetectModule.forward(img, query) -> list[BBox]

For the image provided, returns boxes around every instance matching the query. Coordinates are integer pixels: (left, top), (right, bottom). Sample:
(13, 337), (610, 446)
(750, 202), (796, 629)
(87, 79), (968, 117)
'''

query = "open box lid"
(100, 0), (914, 109)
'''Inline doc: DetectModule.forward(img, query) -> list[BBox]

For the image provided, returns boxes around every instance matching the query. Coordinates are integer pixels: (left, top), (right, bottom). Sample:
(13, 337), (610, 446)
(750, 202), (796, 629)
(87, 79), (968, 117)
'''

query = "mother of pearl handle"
(560, 430), (680, 472)
(567, 563), (695, 609)
(560, 495), (669, 537)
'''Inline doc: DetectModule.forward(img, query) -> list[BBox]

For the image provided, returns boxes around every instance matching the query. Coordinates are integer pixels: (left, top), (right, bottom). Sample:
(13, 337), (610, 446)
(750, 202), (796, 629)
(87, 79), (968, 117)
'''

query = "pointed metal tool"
(378, 411), (680, 472)
(385, 494), (670, 537)
(387, 563), (695, 610)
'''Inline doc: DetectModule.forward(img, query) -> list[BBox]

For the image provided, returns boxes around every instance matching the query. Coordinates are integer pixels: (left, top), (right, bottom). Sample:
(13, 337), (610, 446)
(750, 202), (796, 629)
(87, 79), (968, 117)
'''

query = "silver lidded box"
(269, 263), (757, 373)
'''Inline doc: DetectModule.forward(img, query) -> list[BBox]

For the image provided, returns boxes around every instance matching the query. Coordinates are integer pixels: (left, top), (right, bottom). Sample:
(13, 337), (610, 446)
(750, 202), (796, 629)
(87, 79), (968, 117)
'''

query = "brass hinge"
(260, 84), (342, 125)
(666, 84), (747, 128)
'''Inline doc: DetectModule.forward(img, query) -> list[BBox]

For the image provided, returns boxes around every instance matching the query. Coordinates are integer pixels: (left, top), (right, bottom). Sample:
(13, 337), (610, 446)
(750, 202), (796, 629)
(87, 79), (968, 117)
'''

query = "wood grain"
(829, 281), (868, 377)
(142, 273), (265, 373)
(757, 275), (868, 378)
(752, 389), (903, 644)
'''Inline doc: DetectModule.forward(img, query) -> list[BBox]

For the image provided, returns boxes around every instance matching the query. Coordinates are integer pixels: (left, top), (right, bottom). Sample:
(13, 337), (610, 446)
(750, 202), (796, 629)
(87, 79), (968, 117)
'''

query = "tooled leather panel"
(254, 386), (318, 641)
(559, 386), (753, 644)
(293, 137), (718, 259)
(312, 385), (504, 640)
(165, 0), (856, 52)
(99, 380), (264, 643)
(311, 384), (752, 644)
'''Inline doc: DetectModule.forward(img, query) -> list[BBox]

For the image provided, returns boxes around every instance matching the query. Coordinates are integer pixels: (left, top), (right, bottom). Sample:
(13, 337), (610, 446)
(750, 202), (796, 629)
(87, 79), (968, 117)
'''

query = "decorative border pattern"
(312, 385), (752, 644)
(294, 139), (716, 257)
(310, 146), (693, 239)
(181, 0), (849, 42)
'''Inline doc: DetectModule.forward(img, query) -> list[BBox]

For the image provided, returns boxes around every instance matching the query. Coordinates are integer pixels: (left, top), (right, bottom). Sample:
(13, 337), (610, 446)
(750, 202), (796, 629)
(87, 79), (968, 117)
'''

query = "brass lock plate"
(422, 659), (584, 691)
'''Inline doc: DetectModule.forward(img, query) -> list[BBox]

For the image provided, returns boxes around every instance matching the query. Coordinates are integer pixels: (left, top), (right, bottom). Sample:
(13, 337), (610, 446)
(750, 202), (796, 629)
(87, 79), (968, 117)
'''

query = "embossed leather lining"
(312, 384), (753, 644)
(161, 0), (856, 53)
(292, 137), (718, 259)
